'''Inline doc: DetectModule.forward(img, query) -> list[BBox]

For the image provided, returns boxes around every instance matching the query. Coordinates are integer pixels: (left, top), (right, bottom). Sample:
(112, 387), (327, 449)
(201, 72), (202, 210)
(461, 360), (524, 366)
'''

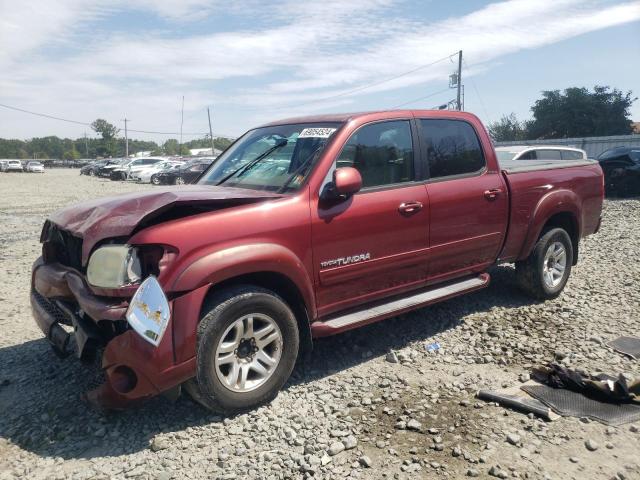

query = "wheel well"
(542, 212), (579, 265)
(201, 272), (313, 355)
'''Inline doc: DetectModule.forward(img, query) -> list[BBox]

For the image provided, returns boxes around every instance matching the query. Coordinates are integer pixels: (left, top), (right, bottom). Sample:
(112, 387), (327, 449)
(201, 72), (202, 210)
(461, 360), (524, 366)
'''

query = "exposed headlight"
(126, 276), (170, 347)
(87, 245), (142, 288)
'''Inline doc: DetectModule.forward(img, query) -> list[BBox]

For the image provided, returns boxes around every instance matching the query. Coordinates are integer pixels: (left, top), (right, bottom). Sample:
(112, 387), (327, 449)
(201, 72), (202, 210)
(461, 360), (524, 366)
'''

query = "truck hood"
(47, 185), (284, 265)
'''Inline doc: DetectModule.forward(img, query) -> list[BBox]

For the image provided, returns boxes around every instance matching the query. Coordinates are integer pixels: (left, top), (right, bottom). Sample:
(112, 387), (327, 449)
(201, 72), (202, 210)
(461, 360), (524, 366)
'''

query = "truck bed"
(500, 158), (599, 174)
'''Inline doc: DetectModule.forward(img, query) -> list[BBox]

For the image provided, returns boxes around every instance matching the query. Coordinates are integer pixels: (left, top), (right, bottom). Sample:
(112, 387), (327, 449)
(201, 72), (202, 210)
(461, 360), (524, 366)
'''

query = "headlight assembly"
(87, 245), (142, 288)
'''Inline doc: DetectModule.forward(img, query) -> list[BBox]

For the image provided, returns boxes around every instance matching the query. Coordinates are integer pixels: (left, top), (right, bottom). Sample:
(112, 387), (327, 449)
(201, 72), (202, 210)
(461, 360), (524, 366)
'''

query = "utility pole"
(456, 50), (463, 111)
(84, 132), (89, 158)
(207, 107), (215, 156)
(122, 118), (129, 158)
(179, 96), (184, 156)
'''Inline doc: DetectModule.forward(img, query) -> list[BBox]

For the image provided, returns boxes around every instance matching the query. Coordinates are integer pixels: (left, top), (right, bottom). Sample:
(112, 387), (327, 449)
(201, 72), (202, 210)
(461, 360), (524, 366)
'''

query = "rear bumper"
(31, 258), (196, 409)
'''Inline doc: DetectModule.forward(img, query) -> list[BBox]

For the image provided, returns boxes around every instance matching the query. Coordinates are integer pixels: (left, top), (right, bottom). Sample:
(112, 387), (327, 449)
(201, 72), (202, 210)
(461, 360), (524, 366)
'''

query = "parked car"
(597, 147), (640, 197)
(109, 157), (166, 181)
(495, 145), (587, 162)
(4, 159), (24, 172)
(80, 160), (108, 176)
(96, 159), (127, 177)
(152, 158), (213, 185)
(131, 160), (184, 184)
(25, 161), (45, 173)
(31, 110), (603, 412)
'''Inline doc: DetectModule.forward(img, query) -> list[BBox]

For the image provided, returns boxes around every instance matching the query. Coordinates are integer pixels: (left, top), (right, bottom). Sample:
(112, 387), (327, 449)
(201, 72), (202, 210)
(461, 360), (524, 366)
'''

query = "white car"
(495, 145), (587, 162)
(25, 161), (45, 173)
(4, 159), (24, 172)
(110, 157), (167, 181)
(131, 160), (184, 184)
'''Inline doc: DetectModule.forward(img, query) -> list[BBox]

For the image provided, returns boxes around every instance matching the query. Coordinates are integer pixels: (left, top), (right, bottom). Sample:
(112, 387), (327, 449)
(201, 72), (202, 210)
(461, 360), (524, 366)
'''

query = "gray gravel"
(0, 169), (639, 479)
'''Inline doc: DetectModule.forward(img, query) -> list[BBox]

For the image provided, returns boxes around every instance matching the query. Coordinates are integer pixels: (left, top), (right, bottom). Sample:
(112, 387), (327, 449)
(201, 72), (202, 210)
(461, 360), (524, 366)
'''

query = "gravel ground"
(0, 169), (639, 480)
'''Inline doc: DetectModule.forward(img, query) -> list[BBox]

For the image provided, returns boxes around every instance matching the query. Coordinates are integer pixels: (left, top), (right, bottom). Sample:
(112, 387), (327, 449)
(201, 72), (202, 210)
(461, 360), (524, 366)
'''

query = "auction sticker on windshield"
(298, 127), (336, 138)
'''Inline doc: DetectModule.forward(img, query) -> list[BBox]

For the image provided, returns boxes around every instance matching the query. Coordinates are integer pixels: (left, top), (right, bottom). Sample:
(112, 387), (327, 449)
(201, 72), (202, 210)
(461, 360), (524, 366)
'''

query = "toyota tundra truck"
(30, 110), (603, 413)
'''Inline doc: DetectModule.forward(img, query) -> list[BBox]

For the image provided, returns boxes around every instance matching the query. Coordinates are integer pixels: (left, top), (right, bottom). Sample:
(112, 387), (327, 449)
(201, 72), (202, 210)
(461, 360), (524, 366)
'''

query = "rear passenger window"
(518, 150), (537, 160)
(561, 150), (583, 160)
(337, 120), (414, 188)
(419, 119), (485, 179)
(536, 149), (562, 160)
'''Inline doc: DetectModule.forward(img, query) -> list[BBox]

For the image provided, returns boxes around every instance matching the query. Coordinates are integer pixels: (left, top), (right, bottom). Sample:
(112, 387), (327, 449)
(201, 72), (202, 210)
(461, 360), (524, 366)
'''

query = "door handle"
(483, 188), (502, 201)
(398, 201), (423, 215)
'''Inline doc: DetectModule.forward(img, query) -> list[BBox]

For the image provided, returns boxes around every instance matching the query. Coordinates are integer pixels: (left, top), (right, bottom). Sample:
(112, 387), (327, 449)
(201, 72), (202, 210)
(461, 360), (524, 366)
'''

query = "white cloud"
(1, 0), (639, 141)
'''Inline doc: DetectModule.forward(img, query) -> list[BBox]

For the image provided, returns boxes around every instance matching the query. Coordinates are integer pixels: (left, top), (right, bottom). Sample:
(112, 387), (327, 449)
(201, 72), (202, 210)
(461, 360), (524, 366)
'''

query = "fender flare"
(170, 243), (316, 319)
(518, 188), (581, 261)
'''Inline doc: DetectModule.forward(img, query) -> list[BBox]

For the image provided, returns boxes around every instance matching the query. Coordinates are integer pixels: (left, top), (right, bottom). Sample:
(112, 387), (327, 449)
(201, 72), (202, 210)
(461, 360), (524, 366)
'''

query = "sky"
(1, 0), (639, 143)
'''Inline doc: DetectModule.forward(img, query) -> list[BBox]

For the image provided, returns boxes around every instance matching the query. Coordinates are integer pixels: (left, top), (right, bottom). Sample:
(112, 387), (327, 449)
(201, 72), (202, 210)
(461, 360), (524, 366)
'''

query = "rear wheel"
(151, 174), (161, 185)
(186, 285), (299, 414)
(516, 227), (573, 300)
(175, 176), (185, 185)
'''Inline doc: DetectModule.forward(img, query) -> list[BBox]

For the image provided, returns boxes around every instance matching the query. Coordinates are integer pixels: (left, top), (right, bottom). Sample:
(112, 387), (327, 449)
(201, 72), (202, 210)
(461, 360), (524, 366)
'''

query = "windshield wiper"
(277, 145), (324, 193)
(216, 138), (287, 186)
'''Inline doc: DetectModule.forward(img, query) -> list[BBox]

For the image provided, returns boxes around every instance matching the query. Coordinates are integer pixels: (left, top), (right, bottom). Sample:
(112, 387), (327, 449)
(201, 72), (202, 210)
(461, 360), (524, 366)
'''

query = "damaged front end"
(31, 223), (193, 410)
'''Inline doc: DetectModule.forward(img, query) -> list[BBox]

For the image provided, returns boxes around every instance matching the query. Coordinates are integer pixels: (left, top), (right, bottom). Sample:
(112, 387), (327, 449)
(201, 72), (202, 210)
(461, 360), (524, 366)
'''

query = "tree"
(487, 113), (528, 142)
(91, 119), (120, 157)
(527, 86), (636, 139)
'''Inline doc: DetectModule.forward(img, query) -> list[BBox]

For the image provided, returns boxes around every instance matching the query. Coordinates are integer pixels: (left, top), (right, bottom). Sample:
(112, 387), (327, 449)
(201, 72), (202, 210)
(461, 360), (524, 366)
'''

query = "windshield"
(496, 150), (518, 162)
(198, 122), (342, 192)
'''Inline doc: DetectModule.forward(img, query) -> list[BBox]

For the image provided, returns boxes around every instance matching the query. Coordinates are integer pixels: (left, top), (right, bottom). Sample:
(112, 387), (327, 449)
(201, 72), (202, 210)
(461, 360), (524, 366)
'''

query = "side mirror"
(334, 167), (362, 196)
(321, 167), (362, 202)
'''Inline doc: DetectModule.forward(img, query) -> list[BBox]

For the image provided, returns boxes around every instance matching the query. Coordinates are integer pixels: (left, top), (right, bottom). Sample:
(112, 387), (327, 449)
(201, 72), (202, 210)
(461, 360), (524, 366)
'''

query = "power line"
(259, 51), (459, 111)
(0, 102), (232, 137)
(462, 58), (490, 120)
(391, 87), (452, 109)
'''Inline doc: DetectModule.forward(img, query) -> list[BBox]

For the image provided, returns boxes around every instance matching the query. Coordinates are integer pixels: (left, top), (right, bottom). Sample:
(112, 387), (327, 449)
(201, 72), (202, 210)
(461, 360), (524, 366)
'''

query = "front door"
(312, 119), (430, 317)
(417, 118), (508, 282)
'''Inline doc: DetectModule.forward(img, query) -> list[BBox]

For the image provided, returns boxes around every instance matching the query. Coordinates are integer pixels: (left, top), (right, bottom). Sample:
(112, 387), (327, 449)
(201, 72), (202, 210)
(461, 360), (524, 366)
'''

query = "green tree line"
(0, 118), (233, 159)
(488, 86), (636, 142)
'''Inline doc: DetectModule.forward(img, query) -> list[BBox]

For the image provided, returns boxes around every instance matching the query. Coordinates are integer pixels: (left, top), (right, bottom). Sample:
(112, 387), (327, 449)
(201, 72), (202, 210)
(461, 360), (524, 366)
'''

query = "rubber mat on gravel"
(607, 336), (640, 359)
(522, 383), (640, 426)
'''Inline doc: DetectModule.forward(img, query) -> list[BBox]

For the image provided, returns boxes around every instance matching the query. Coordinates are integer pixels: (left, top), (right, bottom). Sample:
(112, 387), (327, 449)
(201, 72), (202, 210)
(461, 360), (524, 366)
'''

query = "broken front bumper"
(30, 257), (196, 409)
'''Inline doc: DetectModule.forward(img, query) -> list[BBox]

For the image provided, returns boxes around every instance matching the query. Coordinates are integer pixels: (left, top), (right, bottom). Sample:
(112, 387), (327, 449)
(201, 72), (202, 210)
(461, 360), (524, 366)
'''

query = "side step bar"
(311, 273), (490, 337)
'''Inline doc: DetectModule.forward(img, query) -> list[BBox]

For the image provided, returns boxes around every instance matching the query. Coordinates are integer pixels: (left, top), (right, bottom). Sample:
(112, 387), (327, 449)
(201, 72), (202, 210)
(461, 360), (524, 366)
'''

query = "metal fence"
(495, 134), (640, 158)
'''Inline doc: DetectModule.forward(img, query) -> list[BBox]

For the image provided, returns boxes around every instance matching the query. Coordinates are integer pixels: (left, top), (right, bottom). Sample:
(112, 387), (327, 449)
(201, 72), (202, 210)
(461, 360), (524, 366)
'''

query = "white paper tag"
(298, 127), (336, 139)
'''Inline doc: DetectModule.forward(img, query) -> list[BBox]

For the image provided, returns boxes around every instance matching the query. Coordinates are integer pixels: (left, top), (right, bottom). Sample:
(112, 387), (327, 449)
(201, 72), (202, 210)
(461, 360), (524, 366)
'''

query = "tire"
(187, 285), (299, 414)
(151, 175), (161, 185)
(516, 227), (573, 300)
(88, 169), (95, 176)
(175, 176), (185, 185)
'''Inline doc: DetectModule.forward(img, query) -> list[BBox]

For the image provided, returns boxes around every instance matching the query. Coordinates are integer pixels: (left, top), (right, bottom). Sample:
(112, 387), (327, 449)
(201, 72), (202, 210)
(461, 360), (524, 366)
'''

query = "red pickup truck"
(31, 110), (603, 412)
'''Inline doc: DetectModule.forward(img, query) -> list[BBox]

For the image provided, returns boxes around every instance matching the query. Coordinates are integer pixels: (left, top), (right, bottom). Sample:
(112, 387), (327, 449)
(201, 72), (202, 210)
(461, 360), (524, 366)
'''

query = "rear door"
(312, 119), (430, 316)
(417, 118), (508, 283)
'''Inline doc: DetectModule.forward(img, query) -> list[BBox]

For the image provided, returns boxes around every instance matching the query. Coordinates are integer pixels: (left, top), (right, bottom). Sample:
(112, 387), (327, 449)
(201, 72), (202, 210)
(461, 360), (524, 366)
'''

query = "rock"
(467, 468), (480, 477)
(585, 439), (599, 451)
(150, 437), (170, 452)
(395, 420), (407, 430)
(359, 456), (372, 468)
(386, 351), (399, 363)
(452, 446), (462, 457)
(506, 433), (521, 445)
(328, 442), (345, 456)
(489, 465), (508, 479)
(343, 435), (357, 450)
(569, 457), (579, 463)
(407, 419), (422, 431)
(321, 454), (332, 466)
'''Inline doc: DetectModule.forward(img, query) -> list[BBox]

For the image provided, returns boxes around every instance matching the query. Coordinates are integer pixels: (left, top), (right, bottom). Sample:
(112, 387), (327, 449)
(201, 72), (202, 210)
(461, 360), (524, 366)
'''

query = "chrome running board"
(311, 274), (489, 337)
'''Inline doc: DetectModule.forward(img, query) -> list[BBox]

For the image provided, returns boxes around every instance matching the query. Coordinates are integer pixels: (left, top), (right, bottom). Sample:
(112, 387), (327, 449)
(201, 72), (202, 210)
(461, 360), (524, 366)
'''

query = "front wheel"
(151, 175), (161, 185)
(175, 176), (185, 185)
(516, 227), (573, 300)
(186, 285), (299, 414)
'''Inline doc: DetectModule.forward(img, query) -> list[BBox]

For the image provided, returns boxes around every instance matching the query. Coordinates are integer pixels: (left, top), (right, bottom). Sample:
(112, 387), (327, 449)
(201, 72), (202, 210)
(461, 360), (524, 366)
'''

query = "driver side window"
(337, 120), (414, 188)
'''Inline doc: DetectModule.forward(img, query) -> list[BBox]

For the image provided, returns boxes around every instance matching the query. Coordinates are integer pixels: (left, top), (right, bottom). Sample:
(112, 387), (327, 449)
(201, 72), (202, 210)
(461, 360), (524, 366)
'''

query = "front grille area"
(32, 288), (72, 326)
(41, 220), (84, 271)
